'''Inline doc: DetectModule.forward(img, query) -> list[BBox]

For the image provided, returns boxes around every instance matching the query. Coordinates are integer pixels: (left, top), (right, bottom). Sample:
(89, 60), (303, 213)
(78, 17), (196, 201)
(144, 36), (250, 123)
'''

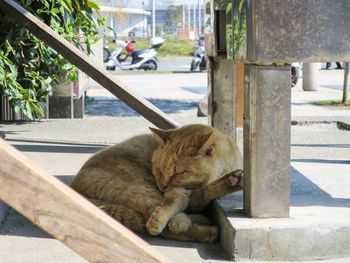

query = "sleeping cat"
(71, 124), (243, 243)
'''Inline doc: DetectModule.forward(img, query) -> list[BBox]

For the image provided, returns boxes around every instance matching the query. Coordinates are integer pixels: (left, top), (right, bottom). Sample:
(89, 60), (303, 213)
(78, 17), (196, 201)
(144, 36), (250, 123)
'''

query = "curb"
(211, 200), (236, 260)
(291, 116), (350, 131)
(292, 115), (350, 124)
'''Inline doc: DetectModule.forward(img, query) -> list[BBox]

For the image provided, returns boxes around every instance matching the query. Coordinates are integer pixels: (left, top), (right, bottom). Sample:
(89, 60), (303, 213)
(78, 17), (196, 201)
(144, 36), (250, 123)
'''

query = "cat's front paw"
(229, 169), (243, 187)
(168, 213), (192, 234)
(202, 226), (219, 243)
(146, 206), (167, 236)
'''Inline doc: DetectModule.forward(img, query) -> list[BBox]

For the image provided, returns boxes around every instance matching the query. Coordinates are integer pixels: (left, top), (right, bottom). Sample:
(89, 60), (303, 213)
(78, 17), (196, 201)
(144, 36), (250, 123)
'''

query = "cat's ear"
(197, 132), (215, 156)
(149, 127), (171, 146)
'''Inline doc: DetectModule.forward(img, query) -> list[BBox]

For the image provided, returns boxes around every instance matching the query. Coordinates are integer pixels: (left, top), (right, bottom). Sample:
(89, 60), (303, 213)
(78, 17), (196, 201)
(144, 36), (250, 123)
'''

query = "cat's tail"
(87, 198), (146, 234)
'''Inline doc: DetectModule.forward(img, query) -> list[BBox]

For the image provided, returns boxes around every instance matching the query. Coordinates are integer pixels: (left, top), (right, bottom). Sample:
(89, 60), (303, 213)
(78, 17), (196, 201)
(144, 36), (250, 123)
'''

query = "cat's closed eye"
(174, 164), (185, 174)
(204, 145), (215, 157)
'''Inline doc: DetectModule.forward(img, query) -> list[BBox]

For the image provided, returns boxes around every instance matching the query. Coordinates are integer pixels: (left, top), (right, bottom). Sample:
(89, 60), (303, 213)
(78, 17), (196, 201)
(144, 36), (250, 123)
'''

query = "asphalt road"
(156, 60), (347, 91)
(157, 56), (194, 72)
(318, 67), (346, 91)
(105, 56), (204, 73)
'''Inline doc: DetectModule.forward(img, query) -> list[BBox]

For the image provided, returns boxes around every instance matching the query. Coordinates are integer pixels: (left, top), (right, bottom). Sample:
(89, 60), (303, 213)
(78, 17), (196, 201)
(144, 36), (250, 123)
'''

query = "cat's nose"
(158, 182), (166, 192)
(158, 180), (169, 192)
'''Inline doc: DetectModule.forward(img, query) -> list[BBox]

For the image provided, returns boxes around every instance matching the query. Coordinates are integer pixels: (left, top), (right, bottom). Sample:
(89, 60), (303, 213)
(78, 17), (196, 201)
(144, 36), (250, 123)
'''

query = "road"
(130, 59), (347, 92)
(318, 68), (346, 91)
(86, 63), (348, 118)
(157, 56), (194, 72)
(105, 56), (200, 72)
(85, 72), (207, 118)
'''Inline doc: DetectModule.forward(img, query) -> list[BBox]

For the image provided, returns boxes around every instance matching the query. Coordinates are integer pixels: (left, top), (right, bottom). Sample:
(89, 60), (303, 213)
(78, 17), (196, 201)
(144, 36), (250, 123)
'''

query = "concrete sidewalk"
(0, 70), (349, 262)
(85, 71), (349, 120)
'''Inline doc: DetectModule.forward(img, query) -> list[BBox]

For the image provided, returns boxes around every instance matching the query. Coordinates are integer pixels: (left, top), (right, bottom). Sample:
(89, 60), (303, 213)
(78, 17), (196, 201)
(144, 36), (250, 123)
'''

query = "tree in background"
(0, 0), (105, 119)
(164, 5), (182, 34)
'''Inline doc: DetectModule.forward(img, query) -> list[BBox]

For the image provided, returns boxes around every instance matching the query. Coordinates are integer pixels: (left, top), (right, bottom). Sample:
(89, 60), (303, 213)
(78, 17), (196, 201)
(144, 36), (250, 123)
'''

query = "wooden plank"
(0, 138), (170, 263)
(0, 0), (178, 130)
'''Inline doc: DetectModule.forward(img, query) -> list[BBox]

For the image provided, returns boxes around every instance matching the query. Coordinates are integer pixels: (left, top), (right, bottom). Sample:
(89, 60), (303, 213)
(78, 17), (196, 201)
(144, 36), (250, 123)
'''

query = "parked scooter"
(103, 46), (110, 63)
(103, 30), (117, 63)
(190, 39), (207, 71)
(115, 40), (135, 63)
(106, 37), (164, 71)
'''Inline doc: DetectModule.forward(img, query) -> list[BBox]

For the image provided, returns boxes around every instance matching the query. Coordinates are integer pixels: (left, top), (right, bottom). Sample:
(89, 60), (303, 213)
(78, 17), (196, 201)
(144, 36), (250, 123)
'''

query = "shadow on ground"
(223, 165), (350, 211)
(0, 172), (228, 262)
(85, 99), (198, 117)
(144, 235), (229, 261)
(8, 139), (107, 154)
(291, 166), (350, 207)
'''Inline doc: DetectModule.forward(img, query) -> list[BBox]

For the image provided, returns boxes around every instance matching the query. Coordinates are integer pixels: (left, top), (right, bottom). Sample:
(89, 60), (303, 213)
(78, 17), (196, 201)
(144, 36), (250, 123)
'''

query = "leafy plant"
(0, 0), (105, 119)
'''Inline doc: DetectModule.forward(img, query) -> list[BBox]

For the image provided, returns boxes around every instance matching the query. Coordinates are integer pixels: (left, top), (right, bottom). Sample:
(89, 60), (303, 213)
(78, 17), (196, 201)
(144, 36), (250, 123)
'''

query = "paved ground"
(0, 68), (349, 262)
(105, 56), (199, 72)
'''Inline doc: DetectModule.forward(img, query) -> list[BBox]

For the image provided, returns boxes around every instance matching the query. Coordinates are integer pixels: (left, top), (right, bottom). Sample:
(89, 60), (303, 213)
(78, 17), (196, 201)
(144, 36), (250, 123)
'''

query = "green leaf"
(51, 7), (60, 14)
(30, 100), (45, 118)
(61, 0), (73, 11)
(87, 0), (99, 11)
(25, 101), (34, 120)
(62, 63), (72, 70)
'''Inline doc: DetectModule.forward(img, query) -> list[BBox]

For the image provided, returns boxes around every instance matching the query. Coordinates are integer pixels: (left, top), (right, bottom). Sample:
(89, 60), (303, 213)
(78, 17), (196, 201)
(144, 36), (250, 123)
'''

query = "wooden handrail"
(0, 0), (179, 130)
(0, 138), (170, 263)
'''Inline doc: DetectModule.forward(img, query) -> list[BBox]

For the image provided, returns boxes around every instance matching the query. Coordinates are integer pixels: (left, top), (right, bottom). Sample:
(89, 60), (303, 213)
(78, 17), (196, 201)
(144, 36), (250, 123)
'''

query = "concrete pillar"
(235, 62), (244, 128)
(49, 77), (73, 119)
(303, 63), (320, 91)
(244, 65), (291, 218)
(73, 94), (85, 119)
(208, 56), (236, 141)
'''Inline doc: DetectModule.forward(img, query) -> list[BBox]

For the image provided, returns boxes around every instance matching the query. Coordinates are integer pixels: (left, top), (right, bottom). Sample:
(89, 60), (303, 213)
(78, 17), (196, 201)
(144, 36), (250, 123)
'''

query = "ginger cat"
(71, 124), (243, 243)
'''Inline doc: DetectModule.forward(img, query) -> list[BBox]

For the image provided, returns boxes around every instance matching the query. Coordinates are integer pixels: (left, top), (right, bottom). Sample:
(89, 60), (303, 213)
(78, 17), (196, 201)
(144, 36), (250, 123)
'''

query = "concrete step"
(213, 128), (350, 261)
(214, 202), (350, 261)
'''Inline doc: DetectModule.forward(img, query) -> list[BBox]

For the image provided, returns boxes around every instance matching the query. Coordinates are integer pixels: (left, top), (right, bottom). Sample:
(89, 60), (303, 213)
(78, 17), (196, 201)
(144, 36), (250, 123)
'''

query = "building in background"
(145, 0), (204, 39)
(97, 0), (204, 39)
(99, 0), (151, 37)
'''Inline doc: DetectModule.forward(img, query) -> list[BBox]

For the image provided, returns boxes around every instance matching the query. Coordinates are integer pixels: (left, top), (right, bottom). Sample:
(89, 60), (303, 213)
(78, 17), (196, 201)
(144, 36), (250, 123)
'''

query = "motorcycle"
(106, 37), (164, 71)
(190, 39), (207, 71)
(291, 62), (301, 87)
(103, 30), (117, 63)
(115, 40), (135, 63)
(103, 46), (110, 63)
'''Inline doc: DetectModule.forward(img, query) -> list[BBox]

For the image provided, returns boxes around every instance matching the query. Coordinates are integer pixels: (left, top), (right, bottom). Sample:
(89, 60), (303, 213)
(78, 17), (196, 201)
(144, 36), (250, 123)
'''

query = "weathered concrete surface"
(246, 0), (350, 63)
(244, 65), (291, 217)
(217, 127), (350, 261)
(208, 56), (237, 140)
(48, 96), (73, 118)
